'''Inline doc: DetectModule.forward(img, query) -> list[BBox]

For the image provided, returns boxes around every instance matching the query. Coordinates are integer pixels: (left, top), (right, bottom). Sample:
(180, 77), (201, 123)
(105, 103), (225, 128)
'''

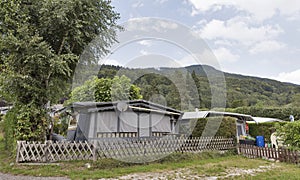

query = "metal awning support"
(128, 105), (181, 116)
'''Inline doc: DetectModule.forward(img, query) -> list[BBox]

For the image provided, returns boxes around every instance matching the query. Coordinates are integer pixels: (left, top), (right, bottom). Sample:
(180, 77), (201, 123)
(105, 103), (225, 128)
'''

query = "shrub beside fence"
(16, 136), (236, 163)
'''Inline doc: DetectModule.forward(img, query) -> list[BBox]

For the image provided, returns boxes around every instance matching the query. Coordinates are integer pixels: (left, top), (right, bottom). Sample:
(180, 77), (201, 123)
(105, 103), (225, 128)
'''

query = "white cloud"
(132, 1), (144, 8)
(250, 40), (286, 54)
(158, 20), (178, 30)
(214, 40), (234, 47)
(125, 54), (180, 68)
(212, 47), (239, 63)
(137, 40), (152, 47)
(197, 19), (207, 26)
(191, 7), (199, 17)
(104, 59), (123, 66)
(155, 0), (168, 4)
(276, 69), (300, 85)
(199, 19), (283, 45)
(188, 0), (300, 22)
(126, 18), (178, 32)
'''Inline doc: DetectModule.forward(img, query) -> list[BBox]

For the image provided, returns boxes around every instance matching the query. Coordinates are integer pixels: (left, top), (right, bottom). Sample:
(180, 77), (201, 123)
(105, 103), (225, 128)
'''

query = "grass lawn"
(0, 134), (300, 179)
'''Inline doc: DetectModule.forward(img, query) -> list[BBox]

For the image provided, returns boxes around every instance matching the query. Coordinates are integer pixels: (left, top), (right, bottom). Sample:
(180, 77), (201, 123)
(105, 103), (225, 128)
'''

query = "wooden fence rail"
(238, 144), (300, 164)
(16, 136), (236, 163)
(94, 136), (236, 160)
(16, 141), (96, 163)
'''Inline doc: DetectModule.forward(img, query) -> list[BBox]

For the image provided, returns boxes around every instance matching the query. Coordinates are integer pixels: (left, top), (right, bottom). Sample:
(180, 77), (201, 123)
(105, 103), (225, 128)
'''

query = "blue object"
(256, 136), (265, 147)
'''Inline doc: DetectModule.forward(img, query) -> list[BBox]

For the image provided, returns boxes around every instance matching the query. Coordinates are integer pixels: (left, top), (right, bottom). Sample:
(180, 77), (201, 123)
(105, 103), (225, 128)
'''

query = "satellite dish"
(117, 102), (128, 112)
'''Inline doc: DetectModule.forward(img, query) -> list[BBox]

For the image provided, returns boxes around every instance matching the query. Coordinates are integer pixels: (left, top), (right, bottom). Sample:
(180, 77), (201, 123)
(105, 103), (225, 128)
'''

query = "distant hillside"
(94, 64), (300, 110)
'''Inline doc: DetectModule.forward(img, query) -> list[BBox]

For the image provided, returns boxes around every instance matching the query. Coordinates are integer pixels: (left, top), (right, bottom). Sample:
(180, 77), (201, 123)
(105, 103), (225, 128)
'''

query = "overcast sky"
(107, 0), (300, 85)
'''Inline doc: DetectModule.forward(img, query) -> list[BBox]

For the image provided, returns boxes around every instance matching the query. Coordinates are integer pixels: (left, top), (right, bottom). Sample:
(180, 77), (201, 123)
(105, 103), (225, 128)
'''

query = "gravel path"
(0, 172), (69, 180)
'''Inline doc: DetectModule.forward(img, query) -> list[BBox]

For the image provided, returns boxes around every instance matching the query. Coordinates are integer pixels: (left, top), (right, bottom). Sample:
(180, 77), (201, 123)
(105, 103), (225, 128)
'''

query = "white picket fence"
(16, 141), (96, 162)
(16, 136), (236, 163)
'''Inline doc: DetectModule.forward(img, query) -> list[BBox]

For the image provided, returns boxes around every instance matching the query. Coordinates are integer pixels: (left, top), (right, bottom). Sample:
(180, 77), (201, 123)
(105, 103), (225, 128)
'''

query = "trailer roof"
(182, 110), (254, 121)
(71, 100), (182, 115)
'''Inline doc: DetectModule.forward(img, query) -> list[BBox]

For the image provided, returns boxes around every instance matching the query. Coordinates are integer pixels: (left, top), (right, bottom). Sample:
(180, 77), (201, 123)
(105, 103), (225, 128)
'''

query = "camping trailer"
(68, 100), (183, 141)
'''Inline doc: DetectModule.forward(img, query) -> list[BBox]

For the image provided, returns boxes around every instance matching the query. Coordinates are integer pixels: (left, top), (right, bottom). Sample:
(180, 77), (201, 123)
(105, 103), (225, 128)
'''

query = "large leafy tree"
(67, 76), (143, 104)
(0, 0), (120, 143)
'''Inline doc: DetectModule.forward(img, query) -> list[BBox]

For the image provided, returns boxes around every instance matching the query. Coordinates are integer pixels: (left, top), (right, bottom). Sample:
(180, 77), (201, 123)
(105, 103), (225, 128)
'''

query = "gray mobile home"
(68, 100), (183, 141)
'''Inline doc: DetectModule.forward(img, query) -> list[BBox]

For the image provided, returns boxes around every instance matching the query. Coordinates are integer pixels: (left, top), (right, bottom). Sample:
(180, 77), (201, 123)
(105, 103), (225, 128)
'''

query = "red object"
(245, 123), (249, 132)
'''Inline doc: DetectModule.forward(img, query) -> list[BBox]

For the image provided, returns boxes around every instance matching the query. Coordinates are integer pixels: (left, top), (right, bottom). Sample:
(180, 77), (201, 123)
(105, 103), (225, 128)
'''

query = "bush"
(248, 122), (287, 143)
(52, 112), (70, 136)
(3, 107), (18, 152)
(276, 121), (300, 150)
(192, 117), (236, 138)
(4, 104), (49, 153)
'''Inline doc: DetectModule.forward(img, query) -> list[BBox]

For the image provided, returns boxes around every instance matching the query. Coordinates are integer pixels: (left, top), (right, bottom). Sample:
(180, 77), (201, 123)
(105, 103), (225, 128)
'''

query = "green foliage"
(192, 117), (237, 138)
(67, 76), (142, 104)
(3, 105), (48, 152)
(94, 78), (113, 102)
(130, 70), (199, 111)
(15, 105), (48, 141)
(53, 112), (70, 136)
(248, 122), (287, 143)
(68, 77), (98, 103)
(3, 107), (18, 152)
(291, 93), (300, 106)
(91, 65), (300, 110)
(111, 76), (140, 101)
(225, 74), (300, 108)
(0, 0), (120, 144)
(276, 121), (300, 150)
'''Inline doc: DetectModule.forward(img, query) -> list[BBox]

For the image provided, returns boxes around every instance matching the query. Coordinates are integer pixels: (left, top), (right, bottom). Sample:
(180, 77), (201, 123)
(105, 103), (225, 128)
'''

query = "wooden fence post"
(45, 141), (49, 162)
(92, 141), (97, 161)
(237, 144), (240, 155)
(16, 141), (22, 163)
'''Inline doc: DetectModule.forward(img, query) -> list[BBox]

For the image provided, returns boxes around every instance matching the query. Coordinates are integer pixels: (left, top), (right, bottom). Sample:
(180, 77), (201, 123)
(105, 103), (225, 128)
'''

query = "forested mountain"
(87, 64), (300, 110)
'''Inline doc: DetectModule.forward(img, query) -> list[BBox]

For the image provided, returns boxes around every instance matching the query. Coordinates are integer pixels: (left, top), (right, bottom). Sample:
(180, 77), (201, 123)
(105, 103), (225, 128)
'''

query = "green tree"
(0, 0), (120, 145)
(291, 93), (300, 106)
(67, 76), (142, 104)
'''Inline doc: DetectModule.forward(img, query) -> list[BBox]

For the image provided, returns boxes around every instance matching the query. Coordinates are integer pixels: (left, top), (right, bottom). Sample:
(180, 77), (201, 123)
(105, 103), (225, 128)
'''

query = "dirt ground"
(0, 163), (278, 180)
(100, 164), (278, 180)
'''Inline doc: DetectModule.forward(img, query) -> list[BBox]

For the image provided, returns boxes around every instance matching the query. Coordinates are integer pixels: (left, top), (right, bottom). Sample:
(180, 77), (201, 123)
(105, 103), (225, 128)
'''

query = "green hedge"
(3, 107), (18, 152)
(227, 106), (300, 121)
(192, 117), (237, 138)
(248, 122), (287, 143)
(276, 121), (300, 150)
